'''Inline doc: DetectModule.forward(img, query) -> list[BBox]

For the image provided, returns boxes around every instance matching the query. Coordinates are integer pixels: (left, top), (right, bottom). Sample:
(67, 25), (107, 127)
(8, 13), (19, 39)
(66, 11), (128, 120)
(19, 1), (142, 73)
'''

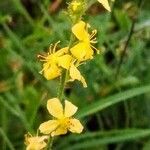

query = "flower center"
(59, 117), (70, 128)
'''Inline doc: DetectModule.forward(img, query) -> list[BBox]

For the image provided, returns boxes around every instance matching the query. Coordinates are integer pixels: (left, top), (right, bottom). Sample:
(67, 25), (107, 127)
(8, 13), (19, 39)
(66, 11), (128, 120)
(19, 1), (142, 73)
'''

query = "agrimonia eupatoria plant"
(24, 0), (111, 149)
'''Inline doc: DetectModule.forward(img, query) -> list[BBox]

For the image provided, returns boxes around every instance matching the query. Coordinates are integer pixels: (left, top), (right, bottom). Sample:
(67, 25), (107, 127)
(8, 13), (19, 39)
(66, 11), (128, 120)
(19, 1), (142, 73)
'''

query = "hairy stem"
(57, 70), (68, 100)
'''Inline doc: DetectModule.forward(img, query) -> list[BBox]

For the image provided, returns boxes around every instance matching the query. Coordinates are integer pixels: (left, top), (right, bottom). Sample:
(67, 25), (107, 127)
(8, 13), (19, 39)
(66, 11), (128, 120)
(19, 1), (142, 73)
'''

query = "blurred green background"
(0, 0), (150, 149)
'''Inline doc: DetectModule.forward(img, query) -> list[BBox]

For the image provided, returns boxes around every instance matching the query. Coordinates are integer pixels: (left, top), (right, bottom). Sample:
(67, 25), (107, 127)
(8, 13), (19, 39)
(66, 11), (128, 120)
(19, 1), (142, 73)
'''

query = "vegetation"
(0, 0), (150, 149)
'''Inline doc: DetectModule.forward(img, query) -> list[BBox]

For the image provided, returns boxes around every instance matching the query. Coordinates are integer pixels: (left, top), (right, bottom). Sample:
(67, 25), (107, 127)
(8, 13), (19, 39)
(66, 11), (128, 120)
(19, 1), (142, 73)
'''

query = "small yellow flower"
(70, 21), (98, 61)
(71, 1), (81, 11)
(24, 133), (48, 150)
(97, 0), (111, 12)
(39, 98), (83, 136)
(38, 42), (72, 80)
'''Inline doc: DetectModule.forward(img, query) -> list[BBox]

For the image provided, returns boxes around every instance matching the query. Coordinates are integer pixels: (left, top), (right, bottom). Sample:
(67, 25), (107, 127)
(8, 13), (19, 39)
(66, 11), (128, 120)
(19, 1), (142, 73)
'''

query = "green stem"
(49, 137), (54, 150)
(47, 1), (90, 148)
(47, 25), (75, 150)
(57, 70), (68, 100)
(57, 29), (75, 101)
(115, 0), (143, 79)
(46, 136), (54, 150)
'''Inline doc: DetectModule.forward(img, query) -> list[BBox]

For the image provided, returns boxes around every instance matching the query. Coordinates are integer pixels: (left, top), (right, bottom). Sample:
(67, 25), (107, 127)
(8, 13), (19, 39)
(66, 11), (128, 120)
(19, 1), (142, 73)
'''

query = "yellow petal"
(64, 100), (78, 117)
(47, 98), (64, 119)
(70, 42), (86, 61)
(37, 136), (49, 142)
(43, 63), (61, 80)
(84, 44), (94, 60)
(51, 126), (67, 137)
(98, 0), (111, 12)
(57, 54), (72, 69)
(72, 21), (88, 41)
(27, 141), (47, 150)
(55, 47), (69, 56)
(68, 119), (83, 133)
(69, 64), (87, 88)
(39, 120), (59, 134)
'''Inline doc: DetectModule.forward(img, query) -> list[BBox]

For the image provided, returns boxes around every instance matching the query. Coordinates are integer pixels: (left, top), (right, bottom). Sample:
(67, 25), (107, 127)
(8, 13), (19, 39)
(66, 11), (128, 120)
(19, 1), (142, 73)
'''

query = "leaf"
(0, 128), (15, 150)
(0, 96), (32, 132)
(77, 85), (150, 118)
(114, 9), (131, 31)
(61, 129), (150, 150)
(0, 96), (20, 117)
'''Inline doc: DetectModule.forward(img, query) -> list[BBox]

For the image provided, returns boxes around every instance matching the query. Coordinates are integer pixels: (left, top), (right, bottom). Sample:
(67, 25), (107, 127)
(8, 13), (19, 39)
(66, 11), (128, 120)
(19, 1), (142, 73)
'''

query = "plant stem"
(115, 0), (143, 79)
(47, 1), (89, 148)
(49, 137), (54, 150)
(115, 21), (135, 78)
(57, 70), (68, 100)
(47, 24), (75, 150)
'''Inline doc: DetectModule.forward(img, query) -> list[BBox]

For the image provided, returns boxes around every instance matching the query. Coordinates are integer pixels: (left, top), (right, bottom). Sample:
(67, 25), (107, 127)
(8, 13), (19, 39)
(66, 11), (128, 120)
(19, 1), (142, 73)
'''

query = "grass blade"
(77, 85), (150, 118)
(0, 128), (15, 150)
(61, 129), (150, 150)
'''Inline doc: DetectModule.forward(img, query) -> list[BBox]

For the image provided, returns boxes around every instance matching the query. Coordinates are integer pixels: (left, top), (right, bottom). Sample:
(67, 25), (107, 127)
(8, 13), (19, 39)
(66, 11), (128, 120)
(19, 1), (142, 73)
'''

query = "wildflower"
(68, 0), (85, 21)
(97, 0), (111, 12)
(24, 133), (48, 150)
(70, 21), (98, 61)
(38, 42), (72, 80)
(71, 1), (81, 11)
(39, 98), (83, 136)
(38, 42), (86, 87)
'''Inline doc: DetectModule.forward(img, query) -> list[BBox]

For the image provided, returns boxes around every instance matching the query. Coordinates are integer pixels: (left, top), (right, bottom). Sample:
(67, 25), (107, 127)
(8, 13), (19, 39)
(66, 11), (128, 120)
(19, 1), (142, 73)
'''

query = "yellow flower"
(70, 21), (98, 61)
(24, 133), (48, 150)
(97, 0), (111, 12)
(38, 42), (72, 80)
(38, 41), (87, 87)
(71, 1), (81, 11)
(39, 98), (83, 136)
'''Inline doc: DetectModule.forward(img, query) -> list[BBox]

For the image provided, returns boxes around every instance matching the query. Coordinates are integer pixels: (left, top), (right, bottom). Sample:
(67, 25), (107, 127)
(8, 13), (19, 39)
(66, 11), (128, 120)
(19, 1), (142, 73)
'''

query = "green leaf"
(0, 128), (15, 150)
(0, 96), (20, 117)
(61, 129), (150, 150)
(114, 9), (131, 31)
(77, 85), (150, 118)
(0, 96), (32, 132)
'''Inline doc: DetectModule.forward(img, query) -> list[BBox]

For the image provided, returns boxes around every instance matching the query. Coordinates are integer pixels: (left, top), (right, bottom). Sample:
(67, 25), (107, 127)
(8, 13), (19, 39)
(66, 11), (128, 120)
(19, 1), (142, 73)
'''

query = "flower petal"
(70, 43), (86, 61)
(72, 21), (88, 41)
(47, 98), (64, 118)
(58, 54), (72, 69)
(27, 141), (47, 150)
(55, 47), (69, 56)
(69, 119), (83, 133)
(84, 45), (94, 60)
(37, 136), (49, 142)
(69, 64), (87, 88)
(64, 100), (78, 117)
(43, 63), (61, 80)
(51, 126), (67, 137)
(98, 0), (111, 12)
(39, 120), (59, 134)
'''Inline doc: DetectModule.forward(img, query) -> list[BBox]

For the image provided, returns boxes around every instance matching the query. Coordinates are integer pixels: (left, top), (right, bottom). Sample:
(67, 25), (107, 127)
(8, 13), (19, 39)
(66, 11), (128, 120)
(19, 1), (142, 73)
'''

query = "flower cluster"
(38, 20), (98, 87)
(25, 0), (112, 149)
